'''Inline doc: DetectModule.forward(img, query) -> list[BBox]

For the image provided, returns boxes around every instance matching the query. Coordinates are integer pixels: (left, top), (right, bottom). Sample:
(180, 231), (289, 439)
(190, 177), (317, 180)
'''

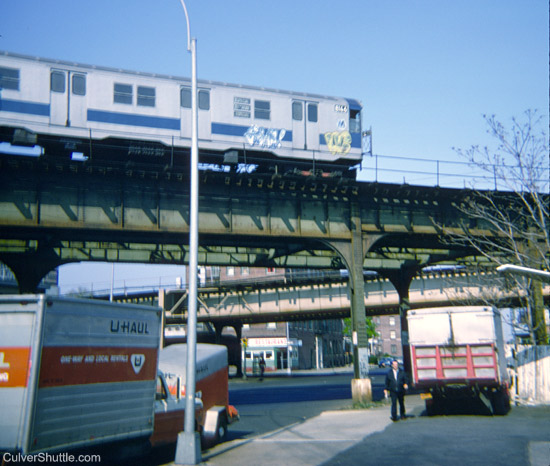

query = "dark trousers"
(389, 391), (406, 419)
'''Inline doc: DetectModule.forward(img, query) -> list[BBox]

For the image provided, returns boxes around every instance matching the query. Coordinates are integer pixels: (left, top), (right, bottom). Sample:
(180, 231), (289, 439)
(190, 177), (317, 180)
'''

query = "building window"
(254, 100), (270, 120)
(391, 344), (397, 355)
(137, 86), (155, 107)
(267, 322), (277, 329)
(0, 66), (20, 90)
(390, 330), (396, 340)
(50, 71), (66, 93)
(72, 74), (86, 96)
(389, 316), (395, 326)
(114, 83), (132, 104)
(241, 267), (249, 276)
(227, 267), (235, 276)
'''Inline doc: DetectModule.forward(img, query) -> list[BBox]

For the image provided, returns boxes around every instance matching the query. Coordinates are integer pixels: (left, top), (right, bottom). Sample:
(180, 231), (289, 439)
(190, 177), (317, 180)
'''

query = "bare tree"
(446, 110), (549, 345)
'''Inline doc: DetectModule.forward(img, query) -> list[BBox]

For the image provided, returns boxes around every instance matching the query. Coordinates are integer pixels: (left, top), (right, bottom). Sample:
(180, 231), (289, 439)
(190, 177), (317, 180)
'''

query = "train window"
(72, 74), (86, 96)
(307, 103), (318, 123)
(254, 100), (270, 120)
(350, 109), (361, 133)
(181, 87), (209, 109)
(292, 101), (303, 121)
(0, 66), (20, 91)
(180, 87), (191, 108)
(114, 83), (133, 105)
(198, 90), (210, 110)
(137, 86), (155, 107)
(50, 71), (66, 93)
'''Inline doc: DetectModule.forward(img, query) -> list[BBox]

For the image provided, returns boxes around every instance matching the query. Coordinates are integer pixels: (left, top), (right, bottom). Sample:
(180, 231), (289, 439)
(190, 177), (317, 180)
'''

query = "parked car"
(378, 357), (394, 368)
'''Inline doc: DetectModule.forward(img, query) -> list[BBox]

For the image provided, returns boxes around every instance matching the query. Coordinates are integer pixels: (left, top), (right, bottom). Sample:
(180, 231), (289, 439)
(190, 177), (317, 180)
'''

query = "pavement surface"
(199, 396), (425, 466)
(166, 367), (550, 466)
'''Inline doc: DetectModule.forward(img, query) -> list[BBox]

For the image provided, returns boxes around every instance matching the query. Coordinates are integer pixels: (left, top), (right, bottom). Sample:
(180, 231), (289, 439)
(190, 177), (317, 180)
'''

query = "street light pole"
(175, 1), (201, 465)
(497, 264), (550, 282)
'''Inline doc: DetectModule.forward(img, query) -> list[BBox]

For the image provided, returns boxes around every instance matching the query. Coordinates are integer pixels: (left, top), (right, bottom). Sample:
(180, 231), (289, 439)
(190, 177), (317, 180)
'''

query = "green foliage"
(343, 316), (378, 339)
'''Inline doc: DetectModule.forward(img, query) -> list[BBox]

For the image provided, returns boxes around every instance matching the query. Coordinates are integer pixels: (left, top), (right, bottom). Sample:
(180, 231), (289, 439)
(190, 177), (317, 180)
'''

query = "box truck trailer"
(408, 305), (511, 415)
(0, 294), (237, 457)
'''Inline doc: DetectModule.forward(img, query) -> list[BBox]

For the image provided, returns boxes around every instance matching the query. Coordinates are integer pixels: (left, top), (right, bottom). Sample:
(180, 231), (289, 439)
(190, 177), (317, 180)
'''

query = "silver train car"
(0, 51), (363, 177)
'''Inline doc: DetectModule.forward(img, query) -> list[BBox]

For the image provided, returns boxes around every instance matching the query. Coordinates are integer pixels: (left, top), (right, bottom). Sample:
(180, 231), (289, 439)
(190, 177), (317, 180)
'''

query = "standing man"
(384, 360), (408, 421)
(258, 355), (266, 380)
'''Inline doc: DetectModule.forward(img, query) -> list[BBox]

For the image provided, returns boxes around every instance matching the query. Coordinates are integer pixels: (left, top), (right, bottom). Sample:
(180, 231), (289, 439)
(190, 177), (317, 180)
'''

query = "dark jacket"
(385, 368), (408, 394)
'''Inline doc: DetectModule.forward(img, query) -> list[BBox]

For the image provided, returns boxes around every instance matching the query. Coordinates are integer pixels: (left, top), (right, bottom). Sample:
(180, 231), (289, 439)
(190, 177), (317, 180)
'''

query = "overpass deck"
(102, 270), (550, 325)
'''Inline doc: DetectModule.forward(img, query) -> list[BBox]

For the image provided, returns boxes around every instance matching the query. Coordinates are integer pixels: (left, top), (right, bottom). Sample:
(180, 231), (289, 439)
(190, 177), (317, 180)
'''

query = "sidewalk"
(194, 395), (425, 466)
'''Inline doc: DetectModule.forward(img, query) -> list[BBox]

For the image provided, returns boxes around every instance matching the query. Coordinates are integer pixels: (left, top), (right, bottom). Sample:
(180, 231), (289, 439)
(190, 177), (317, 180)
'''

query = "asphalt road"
(321, 403), (550, 466)
(111, 368), (549, 466)
(219, 369), (550, 466)
(227, 371), (358, 440)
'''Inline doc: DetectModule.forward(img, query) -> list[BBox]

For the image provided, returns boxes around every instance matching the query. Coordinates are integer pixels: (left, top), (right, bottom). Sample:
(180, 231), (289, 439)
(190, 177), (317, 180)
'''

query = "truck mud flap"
(479, 391), (493, 414)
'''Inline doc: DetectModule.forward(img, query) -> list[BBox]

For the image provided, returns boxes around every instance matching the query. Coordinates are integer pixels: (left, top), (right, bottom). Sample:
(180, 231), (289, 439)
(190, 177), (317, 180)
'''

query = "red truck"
(0, 294), (237, 457)
(407, 305), (511, 415)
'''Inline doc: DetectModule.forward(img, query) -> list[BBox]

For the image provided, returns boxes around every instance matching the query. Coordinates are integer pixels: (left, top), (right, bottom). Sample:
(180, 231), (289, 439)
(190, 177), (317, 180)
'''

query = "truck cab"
(150, 372), (204, 447)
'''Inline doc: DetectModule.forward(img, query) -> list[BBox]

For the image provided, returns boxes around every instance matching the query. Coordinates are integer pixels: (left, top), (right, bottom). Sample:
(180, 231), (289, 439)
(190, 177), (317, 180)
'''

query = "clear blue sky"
(1, 1), (548, 292)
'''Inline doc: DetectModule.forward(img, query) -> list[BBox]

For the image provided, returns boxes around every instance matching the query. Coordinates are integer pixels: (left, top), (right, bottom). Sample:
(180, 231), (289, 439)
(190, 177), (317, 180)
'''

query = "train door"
(180, 86), (211, 142)
(49, 69), (87, 127)
(198, 89), (211, 141)
(291, 100), (319, 152)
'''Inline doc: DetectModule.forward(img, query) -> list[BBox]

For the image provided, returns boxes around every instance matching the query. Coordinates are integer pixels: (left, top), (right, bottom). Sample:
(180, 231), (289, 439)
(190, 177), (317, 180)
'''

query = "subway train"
(0, 51), (363, 177)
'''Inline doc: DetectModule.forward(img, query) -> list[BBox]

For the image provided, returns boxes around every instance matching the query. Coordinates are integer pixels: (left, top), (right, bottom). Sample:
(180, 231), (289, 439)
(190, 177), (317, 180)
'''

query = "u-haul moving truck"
(408, 305), (511, 415)
(154, 343), (238, 448)
(0, 295), (237, 456)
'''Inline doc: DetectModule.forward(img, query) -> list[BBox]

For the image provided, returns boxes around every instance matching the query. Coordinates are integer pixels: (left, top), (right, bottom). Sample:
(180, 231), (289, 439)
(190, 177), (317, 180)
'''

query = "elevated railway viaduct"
(1, 153), (546, 394)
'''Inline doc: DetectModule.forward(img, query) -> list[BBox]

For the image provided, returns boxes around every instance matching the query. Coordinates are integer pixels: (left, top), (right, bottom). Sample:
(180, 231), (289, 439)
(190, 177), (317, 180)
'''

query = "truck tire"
(216, 415), (228, 443)
(491, 390), (510, 416)
(425, 399), (435, 416)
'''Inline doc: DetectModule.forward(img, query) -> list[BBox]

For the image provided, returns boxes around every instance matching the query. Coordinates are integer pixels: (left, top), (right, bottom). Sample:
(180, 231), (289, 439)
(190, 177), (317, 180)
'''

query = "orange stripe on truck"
(38, 346), (158, 387)
(0, 347), (32, 388)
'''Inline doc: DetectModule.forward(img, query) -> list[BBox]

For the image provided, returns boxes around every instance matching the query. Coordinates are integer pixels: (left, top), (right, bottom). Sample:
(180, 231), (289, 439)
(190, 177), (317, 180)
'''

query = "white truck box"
(407, 305), (510, 414)
(0, 294), (162, 454)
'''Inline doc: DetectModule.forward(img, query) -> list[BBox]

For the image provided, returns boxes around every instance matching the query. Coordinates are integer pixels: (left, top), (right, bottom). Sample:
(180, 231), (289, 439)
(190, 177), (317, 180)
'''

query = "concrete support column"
(213, 322), (224, 344)
(348, 228), (373, 404)
(326, 214), (382, 404)
(231, 322), (244, 378)
(385, 266), (419, 375)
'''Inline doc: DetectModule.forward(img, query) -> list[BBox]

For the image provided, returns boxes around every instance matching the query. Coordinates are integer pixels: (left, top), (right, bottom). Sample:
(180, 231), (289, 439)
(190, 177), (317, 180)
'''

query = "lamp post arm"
(179, 0), (192, 51)
(496, 264), (550, 283)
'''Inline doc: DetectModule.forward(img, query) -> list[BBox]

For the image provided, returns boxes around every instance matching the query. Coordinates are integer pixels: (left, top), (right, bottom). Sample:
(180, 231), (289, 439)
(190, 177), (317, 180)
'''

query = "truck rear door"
(0, 297), (42, 453)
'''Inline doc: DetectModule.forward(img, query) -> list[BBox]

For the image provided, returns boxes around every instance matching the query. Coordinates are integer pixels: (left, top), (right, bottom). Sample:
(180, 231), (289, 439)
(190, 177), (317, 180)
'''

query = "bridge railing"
(358, 153), (549, 190)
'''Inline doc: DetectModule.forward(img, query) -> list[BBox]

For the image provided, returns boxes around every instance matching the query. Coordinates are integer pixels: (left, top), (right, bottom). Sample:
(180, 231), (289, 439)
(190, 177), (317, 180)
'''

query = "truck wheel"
(216, 415), (228, 443)
(425, 399), (434, 416)
(491, 390), (510, 415)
